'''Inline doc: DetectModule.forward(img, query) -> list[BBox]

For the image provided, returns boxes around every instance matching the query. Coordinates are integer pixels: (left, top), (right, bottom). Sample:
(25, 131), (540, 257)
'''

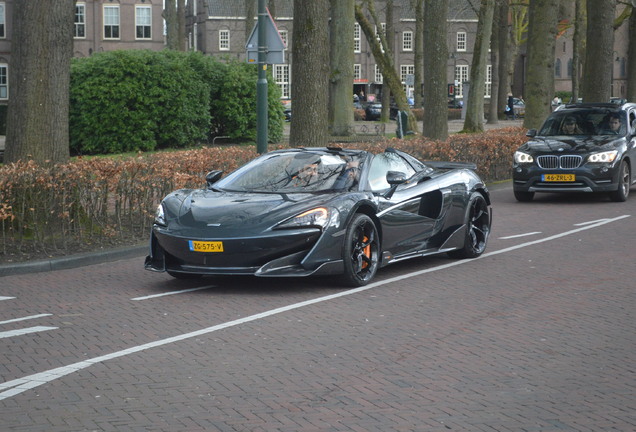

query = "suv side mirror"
(526, 129), (537, 137)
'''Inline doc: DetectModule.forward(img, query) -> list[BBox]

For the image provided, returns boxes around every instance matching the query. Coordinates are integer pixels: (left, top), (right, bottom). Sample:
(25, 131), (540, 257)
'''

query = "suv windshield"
(538, 108), (627, 137)
(215, 151), (366, 193)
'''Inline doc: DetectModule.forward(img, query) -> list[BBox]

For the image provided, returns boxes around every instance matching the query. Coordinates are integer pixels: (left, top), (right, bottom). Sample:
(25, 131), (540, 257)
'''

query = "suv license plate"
(542, 174), (575, 182)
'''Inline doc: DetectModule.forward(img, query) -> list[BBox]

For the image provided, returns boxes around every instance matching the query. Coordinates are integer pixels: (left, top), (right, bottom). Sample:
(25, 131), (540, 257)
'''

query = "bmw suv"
(512, 103), (636, 202)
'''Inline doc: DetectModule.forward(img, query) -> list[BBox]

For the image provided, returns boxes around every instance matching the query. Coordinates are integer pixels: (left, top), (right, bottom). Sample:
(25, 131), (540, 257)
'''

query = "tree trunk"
(5, 0), (74, 164)
(628, 5), (636, 102)
(289, 0), (330, 147)
(380, 0), (394, 122)
(496, 0), (512, 120)
(178, 0), (187, 51)
(245, 0), (256, 44)
(580, 0), (615, 102)
(523, 0), (559, 129)
(164, 0), (178, 50)
(355, 2), (418, 133)
(571, 0), (585, 103)
(329, 0), (355, 136)
(413, 0), (423, 108)
(463, 0), (495, 133)
(421, 0), (448, 140)
(487, 0), (501, 125)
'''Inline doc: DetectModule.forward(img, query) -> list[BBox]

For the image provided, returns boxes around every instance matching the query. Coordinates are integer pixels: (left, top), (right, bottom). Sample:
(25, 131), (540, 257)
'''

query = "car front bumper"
(512, 163), (621, 194)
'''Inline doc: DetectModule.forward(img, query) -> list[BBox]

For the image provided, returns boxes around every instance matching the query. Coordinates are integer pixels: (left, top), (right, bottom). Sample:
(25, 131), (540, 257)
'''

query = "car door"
(367, 152), (443, 258)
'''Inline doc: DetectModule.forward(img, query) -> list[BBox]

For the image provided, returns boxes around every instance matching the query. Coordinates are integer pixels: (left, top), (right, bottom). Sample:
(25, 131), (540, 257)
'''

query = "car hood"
(519, 136), (624, 154)
(161, 189), (341, 233)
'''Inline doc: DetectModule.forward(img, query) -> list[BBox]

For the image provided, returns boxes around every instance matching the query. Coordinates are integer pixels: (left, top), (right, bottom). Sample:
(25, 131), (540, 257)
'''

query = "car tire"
(514, 190), (535, 202)
(609, 160), (630, 202)
(167, 271), (203, 279)
(448, 192), (491, 259)
(342, 214), (380, 287)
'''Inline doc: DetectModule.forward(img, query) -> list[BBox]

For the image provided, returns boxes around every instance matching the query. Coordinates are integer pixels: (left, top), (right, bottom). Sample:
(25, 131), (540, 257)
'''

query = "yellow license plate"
(542, 174), (575, 182)
(189, 240), (224, 252)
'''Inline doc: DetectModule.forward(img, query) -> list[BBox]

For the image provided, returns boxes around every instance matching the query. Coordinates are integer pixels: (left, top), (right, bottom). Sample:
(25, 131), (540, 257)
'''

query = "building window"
(484, 65), (492, 98)
(455, 65), (468, 97)
(354, 64), (361, 80)
(401, 65), (414, 97)
(136, 6), (152, 39)
(402, 31), (413, 51)
(274, 64), (290, 99)
(374, 64), (383, 84)
(0, 3), (5, 38)
(555, 58), (561, 77)
(103, 5), (120, 39)
(567, 59), (573, 77)
(456, 32), (466, 52)
(74, 3), (86, 38)
(354, 23), (361, 53)
(0, 64), (7, 99)
(279, 30), (288, 48)
(219, 30), (230, 50)
(620, 57), (627, 78)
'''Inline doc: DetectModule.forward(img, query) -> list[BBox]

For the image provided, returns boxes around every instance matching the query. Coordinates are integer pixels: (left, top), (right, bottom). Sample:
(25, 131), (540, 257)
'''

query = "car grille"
(536, 155), (582, 169)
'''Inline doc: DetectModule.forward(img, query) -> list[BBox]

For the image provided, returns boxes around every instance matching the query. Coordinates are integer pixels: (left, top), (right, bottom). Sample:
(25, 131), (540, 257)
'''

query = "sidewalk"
(283, 118), (524, 138)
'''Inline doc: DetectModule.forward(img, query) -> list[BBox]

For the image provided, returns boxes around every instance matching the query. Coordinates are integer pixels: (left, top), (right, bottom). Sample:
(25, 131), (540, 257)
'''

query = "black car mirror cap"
(526, 129), (537, 137)
(205, 170), (224, 189)
(383, 171), (407, 199)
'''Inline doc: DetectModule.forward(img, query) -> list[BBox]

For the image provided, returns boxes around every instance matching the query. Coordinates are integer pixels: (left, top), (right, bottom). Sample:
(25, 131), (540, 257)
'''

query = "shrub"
(0, 128), (527, 263)
(69, 51), (284, 155)
(70, 50), (210, 154)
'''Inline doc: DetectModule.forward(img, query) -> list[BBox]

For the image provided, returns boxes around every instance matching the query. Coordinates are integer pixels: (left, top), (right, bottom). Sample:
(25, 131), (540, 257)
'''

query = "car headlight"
(154, 203), (166, 226)
(588, 150), (618, 163)
(514, 151), (533, 164)
(276, 207), (339, 229)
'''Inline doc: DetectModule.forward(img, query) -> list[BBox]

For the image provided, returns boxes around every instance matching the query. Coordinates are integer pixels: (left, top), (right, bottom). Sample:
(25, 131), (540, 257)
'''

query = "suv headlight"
(514, 151), (533, 164)
(588, 150), (618, 163)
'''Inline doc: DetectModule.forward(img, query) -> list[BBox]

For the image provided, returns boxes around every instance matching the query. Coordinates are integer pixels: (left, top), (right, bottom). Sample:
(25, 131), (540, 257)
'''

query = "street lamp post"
(256, 0), (268, 154)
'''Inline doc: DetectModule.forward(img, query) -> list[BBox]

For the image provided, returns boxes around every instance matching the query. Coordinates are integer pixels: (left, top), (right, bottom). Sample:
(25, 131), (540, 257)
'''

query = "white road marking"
(0, 326), (58, 339)
(0, 314), (52, 325)
(499, 232), (542, 239)
(0, 296), (16, 301)
(0, 214), (630, 401)
(574, 218), (608, 226)
(131, 285), (216, 301)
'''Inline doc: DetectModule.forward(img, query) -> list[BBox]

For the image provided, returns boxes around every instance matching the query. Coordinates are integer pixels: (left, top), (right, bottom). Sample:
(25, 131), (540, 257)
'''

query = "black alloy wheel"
(448, 192), (491, 259)
(342, 214), (380, 287)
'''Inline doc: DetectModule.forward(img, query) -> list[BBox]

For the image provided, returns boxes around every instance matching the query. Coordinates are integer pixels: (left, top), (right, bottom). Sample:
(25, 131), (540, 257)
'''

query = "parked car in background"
(365, 103), (382, 121)
(146, 147), (492, 286)
(512, 98), (525, 118)
(512, 103), (636, 202)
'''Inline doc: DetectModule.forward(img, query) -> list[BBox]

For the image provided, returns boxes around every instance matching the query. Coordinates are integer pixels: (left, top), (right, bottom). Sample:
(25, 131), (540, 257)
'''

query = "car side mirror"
(526, 129), (537, 137)
(383, 171), (407, 199)
(205, 170), (223, 189)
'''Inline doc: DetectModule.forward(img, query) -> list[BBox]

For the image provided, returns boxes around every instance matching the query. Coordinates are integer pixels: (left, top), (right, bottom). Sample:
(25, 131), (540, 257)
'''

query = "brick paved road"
(1, 185), (635, 431)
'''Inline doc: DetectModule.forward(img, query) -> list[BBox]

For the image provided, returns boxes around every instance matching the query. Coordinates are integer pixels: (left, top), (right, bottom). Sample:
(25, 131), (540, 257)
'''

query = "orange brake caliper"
(362, 235), (370, 269)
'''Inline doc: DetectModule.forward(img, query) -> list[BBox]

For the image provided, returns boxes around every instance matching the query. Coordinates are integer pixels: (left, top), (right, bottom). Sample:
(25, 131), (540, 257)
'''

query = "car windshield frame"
(214, 150), (368, 193)
(538, 107), (628, 137)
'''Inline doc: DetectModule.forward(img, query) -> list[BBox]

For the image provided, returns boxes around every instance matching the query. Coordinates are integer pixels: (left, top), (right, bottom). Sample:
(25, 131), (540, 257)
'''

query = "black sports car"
(145, 147), (492, 286)
(513, 103), (636, 202)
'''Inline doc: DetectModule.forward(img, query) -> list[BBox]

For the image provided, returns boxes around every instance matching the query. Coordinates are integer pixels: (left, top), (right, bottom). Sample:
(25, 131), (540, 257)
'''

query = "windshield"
(215, 151), (366, 193)
(538, 108), (627, 137)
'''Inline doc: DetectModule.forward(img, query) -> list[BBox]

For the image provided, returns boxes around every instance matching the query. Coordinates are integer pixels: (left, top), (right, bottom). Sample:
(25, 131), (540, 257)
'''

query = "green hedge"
(69, 50), (284, 155)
